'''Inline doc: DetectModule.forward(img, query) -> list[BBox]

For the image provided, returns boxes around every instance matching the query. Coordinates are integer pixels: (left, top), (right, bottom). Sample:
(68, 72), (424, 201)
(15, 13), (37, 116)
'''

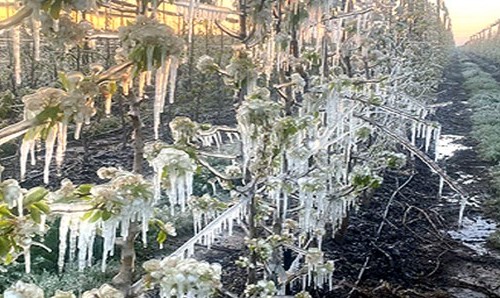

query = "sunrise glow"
(446, 0), (500, 45)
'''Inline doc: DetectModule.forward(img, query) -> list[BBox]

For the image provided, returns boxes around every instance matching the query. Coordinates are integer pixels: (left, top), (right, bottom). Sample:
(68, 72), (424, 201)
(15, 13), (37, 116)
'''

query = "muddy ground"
(2, 50), (500, 297)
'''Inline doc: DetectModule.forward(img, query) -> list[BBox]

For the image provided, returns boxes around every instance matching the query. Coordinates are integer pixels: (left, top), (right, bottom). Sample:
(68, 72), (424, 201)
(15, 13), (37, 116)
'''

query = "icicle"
(154, 66), (164, 140)
(141, 210), (150, 247)
(87, 228), (95, 267)
(458, 196), (467, 226)
(40, 214), (46, 233)
(12, 26), (21, 85)
(434, 126), (441, 162)
(77, 221), (95, 271)
(153, 163), (162, 203)
(101, 219), (118, 272)
(32, 13), (41, 62)
(160, 57), (171, 109)
(43, 125), (58, 184)
(20, 140), (32, 181)
(146, 46), (154, 85)
(438, 176), (444, 198)
(411, 122), (416, 146)
(138, 71), (147, 98)
(168, 56), (178, 104)
(75, 122), (83, 140)
(30, 141), (36, 166)
(68, 218), (79, 262)
(425, 126), (432, 152)
(104, 94), (112, 115)
(24, 247), (31, 273)
(153, 56), (171, 139)
(56, 122), (67, 170)
(58, 215), (71, 272)
(53, 19), (59, 32)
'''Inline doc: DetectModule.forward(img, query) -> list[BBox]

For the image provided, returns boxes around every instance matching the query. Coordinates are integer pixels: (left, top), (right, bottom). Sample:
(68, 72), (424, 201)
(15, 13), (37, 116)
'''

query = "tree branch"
(356, 115), (468, 200)
(0, 6), (32, 31)
(214, 20), (242, 40)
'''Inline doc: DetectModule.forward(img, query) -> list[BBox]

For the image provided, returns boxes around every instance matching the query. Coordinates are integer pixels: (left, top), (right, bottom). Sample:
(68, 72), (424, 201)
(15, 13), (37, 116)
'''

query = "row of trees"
(0, 0), (458, 297)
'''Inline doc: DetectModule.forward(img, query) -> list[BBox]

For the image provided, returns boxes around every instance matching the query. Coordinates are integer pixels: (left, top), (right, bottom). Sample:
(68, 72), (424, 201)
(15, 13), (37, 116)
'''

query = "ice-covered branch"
(0, 118), (39, 147)
(198, 157), (233, 181)
(170, 197), (249, 258)
(357, 115), (467, 201)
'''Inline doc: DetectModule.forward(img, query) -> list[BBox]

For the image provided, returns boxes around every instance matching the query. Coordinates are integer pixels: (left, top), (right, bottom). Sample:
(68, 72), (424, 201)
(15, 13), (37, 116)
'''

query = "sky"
(446, 0), (500, 45)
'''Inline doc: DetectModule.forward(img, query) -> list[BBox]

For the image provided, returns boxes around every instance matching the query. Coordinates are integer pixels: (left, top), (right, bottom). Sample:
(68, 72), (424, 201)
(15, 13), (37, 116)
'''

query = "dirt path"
(432, 51), (500, 298)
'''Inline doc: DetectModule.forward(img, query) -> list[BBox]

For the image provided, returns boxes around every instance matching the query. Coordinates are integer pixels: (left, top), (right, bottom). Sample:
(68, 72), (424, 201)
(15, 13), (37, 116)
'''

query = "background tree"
(0, 0), (461, 297)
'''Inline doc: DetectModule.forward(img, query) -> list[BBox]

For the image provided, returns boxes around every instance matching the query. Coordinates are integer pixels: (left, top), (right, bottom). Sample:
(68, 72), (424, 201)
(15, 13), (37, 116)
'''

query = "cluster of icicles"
(56, 201), (153, 272)
(300, 248), (335, 291)
(19, 83), (96, 184)
(54, 172), (155, 272)
(198, 127), (240, 148)
(171, 194), (248, 259)
(175, 0), (230, 22)
(150, 53), (179, 139)
(252, 1), (370, 82)
(149, 147), (196, 214)
(20, 121), (68, 185)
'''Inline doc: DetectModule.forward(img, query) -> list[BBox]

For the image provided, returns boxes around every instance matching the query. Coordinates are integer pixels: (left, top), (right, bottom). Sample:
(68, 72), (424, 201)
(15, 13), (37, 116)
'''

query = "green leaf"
(29, 206), (41, 224)
(77, 184), (93, 195)
(49, 0), (63, 19)
(4, 252), (13, 264)
(33, 201), (50, 214)
(81, 210), (94, 221)
(58, 72), (70, 91)
(156, 230), (167, 245)
(35, 106), (62, 123)
(0, 205), (13, 218)
(101, 210), (113, 221)
(89, 210), (102, 223)
(24, 187), (49, 206)
(108, 81), (117, 95)
(41, 0), (53, 11)
(0, 236), (10, 257)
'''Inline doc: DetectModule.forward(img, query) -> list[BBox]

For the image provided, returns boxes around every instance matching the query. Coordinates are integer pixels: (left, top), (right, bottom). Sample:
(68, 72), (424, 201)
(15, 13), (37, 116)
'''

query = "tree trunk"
(112, 92), (142, 294)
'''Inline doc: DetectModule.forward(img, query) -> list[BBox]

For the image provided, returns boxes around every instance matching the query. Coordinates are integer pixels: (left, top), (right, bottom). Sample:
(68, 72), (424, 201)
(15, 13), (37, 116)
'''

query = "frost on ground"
(436, 135), (471, 160)
(448, 217), (497, 255)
